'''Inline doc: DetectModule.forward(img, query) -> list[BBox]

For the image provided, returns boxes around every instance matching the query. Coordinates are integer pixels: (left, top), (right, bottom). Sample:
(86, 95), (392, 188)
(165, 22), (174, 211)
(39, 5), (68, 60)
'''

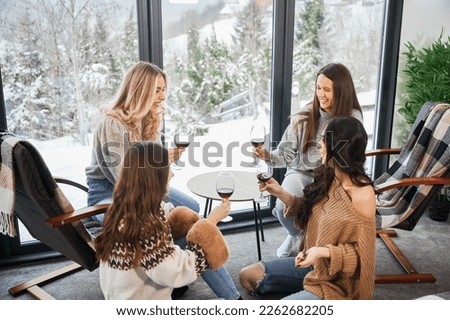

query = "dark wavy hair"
(293, 117), (373, 230)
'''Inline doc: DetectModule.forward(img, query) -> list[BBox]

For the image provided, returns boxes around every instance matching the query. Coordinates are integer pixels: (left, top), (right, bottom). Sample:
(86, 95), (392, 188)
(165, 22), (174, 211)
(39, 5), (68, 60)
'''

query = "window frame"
(0, 0), (401, 262)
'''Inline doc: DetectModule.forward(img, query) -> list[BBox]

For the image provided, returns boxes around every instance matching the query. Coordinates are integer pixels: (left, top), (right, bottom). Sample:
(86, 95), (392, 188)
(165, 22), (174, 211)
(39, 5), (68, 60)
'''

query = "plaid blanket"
(375, 102), (450, 229)
(0, 133), (79, 239)
(0, 133), (21, 236)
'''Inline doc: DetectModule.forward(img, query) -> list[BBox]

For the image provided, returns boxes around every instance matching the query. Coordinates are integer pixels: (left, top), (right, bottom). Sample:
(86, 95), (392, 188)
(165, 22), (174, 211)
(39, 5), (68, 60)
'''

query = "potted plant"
(398, 31), (450, 221)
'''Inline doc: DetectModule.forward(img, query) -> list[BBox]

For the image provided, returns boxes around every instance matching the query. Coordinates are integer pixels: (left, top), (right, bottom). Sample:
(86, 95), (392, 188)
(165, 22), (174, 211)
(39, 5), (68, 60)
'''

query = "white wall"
(392, 0), (450, 145)
(400, 0), (450, 48)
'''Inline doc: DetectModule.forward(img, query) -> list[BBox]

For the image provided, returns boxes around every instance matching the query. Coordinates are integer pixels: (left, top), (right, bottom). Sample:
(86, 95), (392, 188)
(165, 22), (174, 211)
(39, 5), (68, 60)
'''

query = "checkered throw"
(0, 133), (76, 238)
(0, 133), (21, 236)
(375, 103), (450, 229)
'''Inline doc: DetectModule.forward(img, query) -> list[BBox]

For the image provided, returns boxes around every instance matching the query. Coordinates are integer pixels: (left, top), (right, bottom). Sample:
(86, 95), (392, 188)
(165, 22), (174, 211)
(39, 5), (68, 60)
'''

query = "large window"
(160, 0), (273, 217)
(0, 0), (387, 260)
(0, 0), (139, 251)
(291, 0), (384, 159)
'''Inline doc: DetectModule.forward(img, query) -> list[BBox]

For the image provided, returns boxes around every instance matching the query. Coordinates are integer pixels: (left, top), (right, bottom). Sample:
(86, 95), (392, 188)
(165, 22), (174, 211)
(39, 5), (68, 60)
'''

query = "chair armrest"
(54, 177), (89, 192)
(375, 176), (450, 194)
(366, 148), (401, 157)
(46, 204), (110, 228)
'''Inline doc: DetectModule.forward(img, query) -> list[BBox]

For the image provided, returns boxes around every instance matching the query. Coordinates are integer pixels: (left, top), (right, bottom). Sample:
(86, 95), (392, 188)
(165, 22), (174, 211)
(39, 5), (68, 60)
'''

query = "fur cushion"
(186, 219), (229, 269)
(166, 206), (199, 240)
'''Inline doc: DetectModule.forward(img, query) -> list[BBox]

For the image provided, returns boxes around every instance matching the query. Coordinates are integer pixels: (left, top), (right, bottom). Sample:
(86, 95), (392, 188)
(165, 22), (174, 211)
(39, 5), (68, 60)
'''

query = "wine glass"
(250, 123), (266, 168)
(171, 125), (193, 170)
(255, 165), (272, 203)
(216, 172), (234, 222)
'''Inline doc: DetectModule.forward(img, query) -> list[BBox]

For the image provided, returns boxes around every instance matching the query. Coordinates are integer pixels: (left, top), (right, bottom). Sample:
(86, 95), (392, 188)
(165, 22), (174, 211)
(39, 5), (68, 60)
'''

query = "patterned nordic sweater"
(99, 205), (229, 300)
(286, 180), (376, 300)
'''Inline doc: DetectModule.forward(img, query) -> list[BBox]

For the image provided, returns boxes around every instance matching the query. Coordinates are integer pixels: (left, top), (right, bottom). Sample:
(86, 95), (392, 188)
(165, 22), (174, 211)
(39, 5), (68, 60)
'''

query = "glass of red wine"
(255, 166), (272, 203)
(171, 125), (193, 170)
(216, 172), (234, 222)
(250, 123), (266, 168)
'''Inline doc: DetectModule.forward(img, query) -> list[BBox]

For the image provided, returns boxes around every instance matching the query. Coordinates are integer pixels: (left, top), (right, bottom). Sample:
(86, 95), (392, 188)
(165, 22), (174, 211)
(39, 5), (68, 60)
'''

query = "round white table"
(187, 170), (266, 260)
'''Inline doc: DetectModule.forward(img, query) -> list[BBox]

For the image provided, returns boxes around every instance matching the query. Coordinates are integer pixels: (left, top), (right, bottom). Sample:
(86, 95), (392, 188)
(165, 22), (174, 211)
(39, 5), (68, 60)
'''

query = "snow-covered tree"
(293, 0), (323, 101)
(1, 0), (131, 143)
(232, 0), (271, 116)
(167, 23), (238, 133)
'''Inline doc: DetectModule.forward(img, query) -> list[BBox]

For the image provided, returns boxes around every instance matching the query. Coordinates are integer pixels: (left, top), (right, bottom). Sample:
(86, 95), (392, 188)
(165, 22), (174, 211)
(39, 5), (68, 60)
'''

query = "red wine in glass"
(217, 187), (234, 200)
(255, 169), (272, 203)
(175, 141), (190, 148)
(250, 124), (266, 168)
(251, 138), (265, 148)
(172, 126), (192, 170)
(257, 172), (272, 183)
(216, 172), (234, 222)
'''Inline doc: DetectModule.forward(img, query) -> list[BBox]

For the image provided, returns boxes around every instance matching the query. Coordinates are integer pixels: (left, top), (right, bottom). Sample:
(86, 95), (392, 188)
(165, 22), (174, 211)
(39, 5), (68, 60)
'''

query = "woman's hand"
(253, 146), (271, 161)
(259, 177), (283, 197)
(295, 247), (330, 268)
(206, 200), (231, 225)
(260, 178), (297, 207)
(168, 147), (186, 163)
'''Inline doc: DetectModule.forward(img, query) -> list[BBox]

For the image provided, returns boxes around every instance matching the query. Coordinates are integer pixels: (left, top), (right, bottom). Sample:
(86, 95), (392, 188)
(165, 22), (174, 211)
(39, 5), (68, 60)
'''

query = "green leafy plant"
(399, 32), (450, 125)
(399, 31), (450, 222)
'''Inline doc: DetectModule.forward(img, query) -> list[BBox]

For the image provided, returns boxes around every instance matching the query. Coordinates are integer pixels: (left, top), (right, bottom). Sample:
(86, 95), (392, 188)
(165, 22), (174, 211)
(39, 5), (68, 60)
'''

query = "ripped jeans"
(252, 257), (320, 300)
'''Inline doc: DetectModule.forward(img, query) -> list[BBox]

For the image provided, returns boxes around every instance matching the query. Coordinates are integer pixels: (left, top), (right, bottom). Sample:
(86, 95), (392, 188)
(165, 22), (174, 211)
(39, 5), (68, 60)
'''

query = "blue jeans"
(272, 171), (314, 236)
(254, 257), (319, 300)
(86, 178), (238, 299)
(175, 238), (240, 300)
(86, 178), (200, 222)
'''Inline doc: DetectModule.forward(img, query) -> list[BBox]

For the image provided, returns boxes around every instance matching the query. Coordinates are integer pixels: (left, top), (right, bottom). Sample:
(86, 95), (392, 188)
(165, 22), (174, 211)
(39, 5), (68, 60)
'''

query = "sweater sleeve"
(144, 244), (201, 288)
(94, 116), (132, 184)
(186, 219), (229, 270)
(326, 242), (358, 276)
(268, 123), (300, 168)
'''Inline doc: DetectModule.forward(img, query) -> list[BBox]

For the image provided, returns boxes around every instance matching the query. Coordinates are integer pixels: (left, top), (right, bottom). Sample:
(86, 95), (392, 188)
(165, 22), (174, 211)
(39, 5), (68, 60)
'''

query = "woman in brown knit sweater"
(240, 117), (376, 299)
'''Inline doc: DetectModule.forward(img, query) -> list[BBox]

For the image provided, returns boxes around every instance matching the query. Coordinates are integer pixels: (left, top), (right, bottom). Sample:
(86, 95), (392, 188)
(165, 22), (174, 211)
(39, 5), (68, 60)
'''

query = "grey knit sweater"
(269, 107), (363, 173)
(85, 115), (162, 184)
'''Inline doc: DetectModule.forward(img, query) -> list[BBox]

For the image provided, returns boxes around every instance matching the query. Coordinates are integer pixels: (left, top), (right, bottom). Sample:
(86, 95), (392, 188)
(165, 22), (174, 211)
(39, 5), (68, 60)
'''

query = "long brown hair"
(95, 142), (171, 267)
(293, 117), (373, 230)
(105, 61), (166, 142)
(294, 63), (362, 153)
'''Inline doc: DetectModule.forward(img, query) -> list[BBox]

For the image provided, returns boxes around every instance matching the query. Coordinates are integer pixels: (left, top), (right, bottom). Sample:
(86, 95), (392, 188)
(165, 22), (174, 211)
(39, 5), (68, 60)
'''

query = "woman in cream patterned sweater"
(95, 142), (231, 300)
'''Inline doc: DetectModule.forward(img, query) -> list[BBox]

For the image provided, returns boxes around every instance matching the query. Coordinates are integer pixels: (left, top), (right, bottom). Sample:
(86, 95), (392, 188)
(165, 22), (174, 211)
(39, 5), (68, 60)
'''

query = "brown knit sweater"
(286, 180), (376, 299)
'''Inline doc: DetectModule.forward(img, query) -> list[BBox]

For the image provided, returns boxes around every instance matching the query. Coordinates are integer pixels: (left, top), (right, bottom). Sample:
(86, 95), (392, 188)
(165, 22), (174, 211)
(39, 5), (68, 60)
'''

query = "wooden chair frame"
(3, 136), (110, 300)
(8, 175), (109, 300)
(368, 148), (450, 284)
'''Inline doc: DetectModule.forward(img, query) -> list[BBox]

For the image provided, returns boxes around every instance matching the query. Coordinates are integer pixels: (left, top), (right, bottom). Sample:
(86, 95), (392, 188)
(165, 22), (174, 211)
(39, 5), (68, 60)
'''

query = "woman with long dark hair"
(95, 142), (232, 300)
(253, 63), (364, 258)
(241, 117), (376, 300)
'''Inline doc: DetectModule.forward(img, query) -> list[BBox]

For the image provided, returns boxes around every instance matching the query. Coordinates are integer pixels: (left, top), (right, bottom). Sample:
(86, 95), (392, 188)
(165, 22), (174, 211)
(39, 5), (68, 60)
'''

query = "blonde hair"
(105, 61), (166, 142)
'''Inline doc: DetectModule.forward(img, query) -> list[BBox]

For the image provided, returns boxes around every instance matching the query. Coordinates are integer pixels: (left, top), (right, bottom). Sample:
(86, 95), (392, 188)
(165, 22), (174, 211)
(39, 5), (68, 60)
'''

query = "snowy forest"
(0, 0), (383, 145)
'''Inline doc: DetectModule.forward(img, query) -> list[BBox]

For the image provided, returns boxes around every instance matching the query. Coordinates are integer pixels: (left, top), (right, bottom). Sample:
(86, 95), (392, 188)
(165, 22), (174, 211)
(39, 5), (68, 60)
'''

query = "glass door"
(0, 0), (139, 252)
(161, 0), (274, 216)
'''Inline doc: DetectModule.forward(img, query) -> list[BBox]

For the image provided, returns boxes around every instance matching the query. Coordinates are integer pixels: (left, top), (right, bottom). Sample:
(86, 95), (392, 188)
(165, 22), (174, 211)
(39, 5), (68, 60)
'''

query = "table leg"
(203, 198), (212, 218)
(256, 202), (265, 242)
(252, 200), (262, 261)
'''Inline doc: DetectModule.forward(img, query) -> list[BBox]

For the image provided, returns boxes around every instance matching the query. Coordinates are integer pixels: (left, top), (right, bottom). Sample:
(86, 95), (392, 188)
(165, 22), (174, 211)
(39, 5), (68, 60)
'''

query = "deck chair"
(0, 133), (109, 299)
(368, 101), (450, 284)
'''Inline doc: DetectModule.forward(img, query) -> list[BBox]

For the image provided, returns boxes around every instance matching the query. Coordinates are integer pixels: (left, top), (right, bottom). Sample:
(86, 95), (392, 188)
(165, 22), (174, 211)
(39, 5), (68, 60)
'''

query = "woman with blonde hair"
(86, 61), (241, 299)
(86, 61), (199, 217)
